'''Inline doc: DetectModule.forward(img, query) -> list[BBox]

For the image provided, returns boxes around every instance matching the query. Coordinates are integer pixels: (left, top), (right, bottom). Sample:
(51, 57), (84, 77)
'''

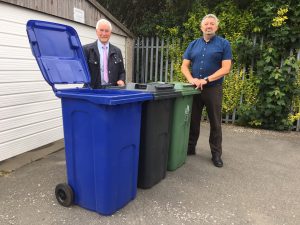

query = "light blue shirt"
(97, 40), (110, 84)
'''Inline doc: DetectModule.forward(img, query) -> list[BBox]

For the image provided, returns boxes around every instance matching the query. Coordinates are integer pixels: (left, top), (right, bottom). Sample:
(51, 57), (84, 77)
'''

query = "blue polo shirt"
(183, 35), (232, 86)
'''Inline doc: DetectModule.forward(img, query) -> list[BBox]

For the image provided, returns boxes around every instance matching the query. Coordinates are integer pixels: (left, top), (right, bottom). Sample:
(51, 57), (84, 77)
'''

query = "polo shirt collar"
(201, 35), (216, 43)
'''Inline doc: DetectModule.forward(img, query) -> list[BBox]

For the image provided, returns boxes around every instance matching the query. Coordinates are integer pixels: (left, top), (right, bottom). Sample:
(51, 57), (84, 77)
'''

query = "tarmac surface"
(0, 123), (299, 225)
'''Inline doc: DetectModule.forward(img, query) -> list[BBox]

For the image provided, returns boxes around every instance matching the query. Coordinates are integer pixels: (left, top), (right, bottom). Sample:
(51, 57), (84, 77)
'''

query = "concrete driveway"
(0, 123), (299, 225)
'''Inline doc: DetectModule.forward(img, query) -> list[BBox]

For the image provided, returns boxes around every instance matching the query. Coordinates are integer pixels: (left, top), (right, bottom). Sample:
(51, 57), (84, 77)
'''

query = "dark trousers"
(188, 84), (223, 157)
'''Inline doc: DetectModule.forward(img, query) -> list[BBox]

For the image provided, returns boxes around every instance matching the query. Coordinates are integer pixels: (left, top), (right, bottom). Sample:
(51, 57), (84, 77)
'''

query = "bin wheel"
(55, 183), (73, 207)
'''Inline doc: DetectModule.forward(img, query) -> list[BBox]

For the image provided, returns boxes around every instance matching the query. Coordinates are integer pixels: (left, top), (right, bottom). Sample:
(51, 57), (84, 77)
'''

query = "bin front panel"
(167, 95), (193, 171)
(138, 99), (174, 188)
(61, 97), (142, 215)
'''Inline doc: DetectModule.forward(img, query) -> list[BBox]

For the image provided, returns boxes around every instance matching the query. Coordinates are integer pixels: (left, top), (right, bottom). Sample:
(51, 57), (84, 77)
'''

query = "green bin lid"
(172, 82), (201, 96)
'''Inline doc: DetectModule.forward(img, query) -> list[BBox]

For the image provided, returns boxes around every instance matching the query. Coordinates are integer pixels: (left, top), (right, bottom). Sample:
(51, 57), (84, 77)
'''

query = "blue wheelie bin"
(26, 20), (153, 215)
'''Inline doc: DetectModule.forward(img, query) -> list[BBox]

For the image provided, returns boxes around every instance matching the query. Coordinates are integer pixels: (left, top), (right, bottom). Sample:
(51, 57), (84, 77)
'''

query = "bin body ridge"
(167, 96), (193, 170)
(138, 99), (173, 188)
(124, 82), (180, 189)
(62, 98), (142, 215)
(167, 83), (200, 171)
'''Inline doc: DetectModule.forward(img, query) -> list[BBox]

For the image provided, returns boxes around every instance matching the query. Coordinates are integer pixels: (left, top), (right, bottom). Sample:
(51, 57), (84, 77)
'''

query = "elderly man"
(83, 19), (125, 88)
(181, 14), (232, 167)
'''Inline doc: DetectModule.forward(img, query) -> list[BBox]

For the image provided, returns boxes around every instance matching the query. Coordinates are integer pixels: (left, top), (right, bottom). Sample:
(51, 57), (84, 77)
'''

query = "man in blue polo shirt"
(181, 14), (232, 167)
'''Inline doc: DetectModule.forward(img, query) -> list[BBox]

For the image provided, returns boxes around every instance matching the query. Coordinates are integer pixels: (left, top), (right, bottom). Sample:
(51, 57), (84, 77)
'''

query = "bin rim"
(56, 88), (154, 105)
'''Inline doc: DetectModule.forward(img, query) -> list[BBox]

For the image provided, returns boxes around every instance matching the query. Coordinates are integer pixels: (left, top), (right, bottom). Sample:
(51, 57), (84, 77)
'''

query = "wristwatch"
(204, 77), (210, 84)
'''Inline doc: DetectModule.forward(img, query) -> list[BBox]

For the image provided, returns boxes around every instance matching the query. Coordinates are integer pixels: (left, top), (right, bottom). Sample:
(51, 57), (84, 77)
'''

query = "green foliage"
(234, 36), (261, 66)
(222, 69), (244, 113)
(294, 63), (300, 104)
(168, 39), (186, 82)
(237, 0), (300, 130)
(238, 50), (299, 130)
(290, 61), (300, 124)
(251, 0), (300, 53)
(215, 0), (255, 42)
(242, 68), (260, 107)
(181, 4), (209, 47)
(223, 67), (259, 114)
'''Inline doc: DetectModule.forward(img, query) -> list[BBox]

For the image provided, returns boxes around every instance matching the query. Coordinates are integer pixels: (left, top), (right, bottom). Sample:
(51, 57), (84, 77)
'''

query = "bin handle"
(135, 83), (147, 89)
(155, 84), (174, 90)
(182, 84), (195, 88)
(134, 83), (174, 91)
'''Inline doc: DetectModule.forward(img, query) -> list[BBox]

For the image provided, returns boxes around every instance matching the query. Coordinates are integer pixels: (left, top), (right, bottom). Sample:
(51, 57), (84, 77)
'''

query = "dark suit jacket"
(83, 41), (126, 88)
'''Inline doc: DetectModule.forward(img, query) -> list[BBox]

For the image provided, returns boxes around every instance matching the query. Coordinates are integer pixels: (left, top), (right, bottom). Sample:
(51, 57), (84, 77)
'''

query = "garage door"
(0, 2), (126, 161)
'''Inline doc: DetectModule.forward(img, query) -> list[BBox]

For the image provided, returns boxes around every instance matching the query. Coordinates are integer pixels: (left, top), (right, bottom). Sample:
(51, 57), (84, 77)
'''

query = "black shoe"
(187, 147), (196, 155)
(211, 155), (223, 167)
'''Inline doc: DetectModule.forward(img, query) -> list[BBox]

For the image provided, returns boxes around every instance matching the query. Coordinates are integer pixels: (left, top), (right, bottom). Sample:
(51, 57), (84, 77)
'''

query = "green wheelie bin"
(167, 82), (200, 171)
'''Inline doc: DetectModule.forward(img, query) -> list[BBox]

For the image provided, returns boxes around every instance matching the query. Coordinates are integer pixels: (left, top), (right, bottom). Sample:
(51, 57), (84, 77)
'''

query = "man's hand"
(117, 80), (125, 86)
(189, 78), (207, 90)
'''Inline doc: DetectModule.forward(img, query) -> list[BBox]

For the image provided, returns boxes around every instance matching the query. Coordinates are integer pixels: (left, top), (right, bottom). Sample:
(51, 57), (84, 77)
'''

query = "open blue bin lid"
(26, 20), (153, 105)
(26, 20), (90, 91)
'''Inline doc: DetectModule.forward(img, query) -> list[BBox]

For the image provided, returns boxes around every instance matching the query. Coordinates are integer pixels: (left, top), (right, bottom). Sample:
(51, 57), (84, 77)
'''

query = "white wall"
(0, 2), (126, 161)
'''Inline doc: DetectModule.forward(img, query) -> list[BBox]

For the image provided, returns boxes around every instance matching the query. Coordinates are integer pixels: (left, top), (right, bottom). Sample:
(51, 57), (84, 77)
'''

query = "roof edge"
(87, 0), (135, 38)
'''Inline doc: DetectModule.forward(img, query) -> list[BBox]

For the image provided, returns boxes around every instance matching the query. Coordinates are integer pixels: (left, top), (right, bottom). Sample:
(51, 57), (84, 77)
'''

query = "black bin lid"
(126, 82), (181, 100)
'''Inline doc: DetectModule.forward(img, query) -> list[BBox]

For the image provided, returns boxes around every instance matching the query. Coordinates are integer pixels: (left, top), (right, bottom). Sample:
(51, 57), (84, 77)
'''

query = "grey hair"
(96, 19), (112, 31)
(201, 14), (219, 26)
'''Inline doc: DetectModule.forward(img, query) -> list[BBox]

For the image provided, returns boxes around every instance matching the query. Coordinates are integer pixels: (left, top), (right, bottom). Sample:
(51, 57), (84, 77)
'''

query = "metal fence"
(134, 37), (176, 83)
(134, 36), (300, 131)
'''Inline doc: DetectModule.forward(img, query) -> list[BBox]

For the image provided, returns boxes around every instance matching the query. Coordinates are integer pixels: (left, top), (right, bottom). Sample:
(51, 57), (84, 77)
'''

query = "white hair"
(96, 19), (112, 31)
(201, 14), (219, 26)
